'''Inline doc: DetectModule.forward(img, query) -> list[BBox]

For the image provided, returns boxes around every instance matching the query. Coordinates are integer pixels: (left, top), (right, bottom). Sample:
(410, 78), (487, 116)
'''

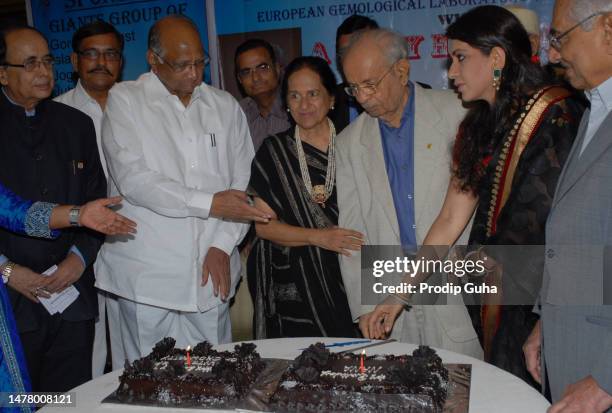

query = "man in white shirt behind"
(95, 15), (270, 367)
(54, 20), (124, 378)
(55, 20), (123, 177)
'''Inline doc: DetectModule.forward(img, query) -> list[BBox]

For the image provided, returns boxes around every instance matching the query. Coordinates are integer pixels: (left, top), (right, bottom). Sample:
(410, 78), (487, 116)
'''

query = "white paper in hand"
(38, 265), (80, 314)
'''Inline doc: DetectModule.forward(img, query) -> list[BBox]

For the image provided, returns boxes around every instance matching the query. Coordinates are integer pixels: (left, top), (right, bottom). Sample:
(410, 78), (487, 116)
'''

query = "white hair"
(568, 0), (612, 30)
(344, 28), (409, 66)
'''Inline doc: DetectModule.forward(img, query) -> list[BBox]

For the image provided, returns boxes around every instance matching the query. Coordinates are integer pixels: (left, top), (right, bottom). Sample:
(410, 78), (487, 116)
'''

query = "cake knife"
(337, 338), (397, 354)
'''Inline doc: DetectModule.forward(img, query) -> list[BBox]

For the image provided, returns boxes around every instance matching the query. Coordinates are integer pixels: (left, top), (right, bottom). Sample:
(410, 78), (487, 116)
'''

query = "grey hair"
(568, 0), (612, 30)
(148, 14), (199, 56)
(343, 28), (409, 65)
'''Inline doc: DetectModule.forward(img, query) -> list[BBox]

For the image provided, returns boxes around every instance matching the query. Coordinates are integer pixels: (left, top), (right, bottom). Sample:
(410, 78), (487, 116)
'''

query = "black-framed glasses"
(237, 62), (272, 79)
(549, 12), (603, 51)
(153, 51), (209, 73)
(344, 61), (397, 97)
(3, 55), (54, 72)
(78, 48), (122, 61)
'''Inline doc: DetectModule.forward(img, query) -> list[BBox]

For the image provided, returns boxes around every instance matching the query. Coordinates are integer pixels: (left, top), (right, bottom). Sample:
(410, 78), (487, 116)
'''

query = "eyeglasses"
(78, 48), (122, 61)
(344, 62), (397, 98)
(549, 12), (603, 51)
(153, 51), (209, 73)
(237, 63), (272, 79)
(3, 55), (54, 72)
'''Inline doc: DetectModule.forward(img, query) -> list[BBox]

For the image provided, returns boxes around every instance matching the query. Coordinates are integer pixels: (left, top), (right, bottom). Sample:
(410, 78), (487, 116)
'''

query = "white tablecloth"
(39, 337), (550, 412)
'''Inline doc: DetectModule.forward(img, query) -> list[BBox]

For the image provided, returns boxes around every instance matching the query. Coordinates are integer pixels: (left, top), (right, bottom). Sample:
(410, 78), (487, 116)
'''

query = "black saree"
(467, 88), (586, 385)
(247, 127), (357, 339)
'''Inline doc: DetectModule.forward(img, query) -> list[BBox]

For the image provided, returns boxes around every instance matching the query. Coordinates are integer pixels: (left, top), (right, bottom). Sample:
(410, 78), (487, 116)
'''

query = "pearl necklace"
(294, 118), (336, 208)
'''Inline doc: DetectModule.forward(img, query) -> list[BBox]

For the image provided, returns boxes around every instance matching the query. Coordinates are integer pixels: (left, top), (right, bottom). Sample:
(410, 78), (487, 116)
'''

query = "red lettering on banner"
(431, 34), (449, 59)
(404, 35), (425, 60)
(312, 42), (331, 64)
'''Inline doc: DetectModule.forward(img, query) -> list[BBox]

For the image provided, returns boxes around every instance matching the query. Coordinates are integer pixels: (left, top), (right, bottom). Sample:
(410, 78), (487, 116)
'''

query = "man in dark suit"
(0, 24), (106, 392)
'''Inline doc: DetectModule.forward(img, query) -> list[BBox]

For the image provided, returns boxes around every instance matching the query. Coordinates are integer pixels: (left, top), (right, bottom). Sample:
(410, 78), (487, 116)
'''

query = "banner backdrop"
(28, 0), (208, 96)
(213, 0), (554, 93)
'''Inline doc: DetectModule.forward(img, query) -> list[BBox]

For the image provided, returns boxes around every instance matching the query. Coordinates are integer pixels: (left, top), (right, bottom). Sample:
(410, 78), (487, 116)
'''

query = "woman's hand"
(309, 226), (364, 256)
(79, 196), (137, 235)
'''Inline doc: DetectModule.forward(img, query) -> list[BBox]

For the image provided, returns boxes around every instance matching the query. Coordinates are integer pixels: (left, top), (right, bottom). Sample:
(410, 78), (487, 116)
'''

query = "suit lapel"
(554, 112), (612, 205)
(359, 115), (400, 240)
(413, 86), (446, 241)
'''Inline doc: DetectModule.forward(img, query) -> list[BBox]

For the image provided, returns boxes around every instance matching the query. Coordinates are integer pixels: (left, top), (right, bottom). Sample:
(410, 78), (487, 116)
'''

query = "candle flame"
(361, 350), (365, 355)
(186, 345), (191, 351)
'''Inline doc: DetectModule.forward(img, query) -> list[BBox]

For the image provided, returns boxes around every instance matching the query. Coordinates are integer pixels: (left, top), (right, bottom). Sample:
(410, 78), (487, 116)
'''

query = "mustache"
(88, 66), (112, 75)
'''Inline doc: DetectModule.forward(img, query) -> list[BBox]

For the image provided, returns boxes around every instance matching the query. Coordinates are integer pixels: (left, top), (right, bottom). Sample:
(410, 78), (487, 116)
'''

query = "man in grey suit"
(336, 28), (482, 358)
(523, 1), (612, 411)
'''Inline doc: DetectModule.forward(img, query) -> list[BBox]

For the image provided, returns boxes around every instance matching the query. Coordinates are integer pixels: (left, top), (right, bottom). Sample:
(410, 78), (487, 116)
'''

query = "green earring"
(492, 68), (502, 91)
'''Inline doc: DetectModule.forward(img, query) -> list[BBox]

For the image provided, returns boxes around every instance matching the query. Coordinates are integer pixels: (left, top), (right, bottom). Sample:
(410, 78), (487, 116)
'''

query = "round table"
(39, 337), (550, 412)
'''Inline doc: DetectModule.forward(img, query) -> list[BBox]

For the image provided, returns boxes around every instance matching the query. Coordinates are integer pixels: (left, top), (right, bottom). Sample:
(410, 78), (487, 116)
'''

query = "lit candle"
(359, 350), (365, 374)
(186, 346), (192, 367)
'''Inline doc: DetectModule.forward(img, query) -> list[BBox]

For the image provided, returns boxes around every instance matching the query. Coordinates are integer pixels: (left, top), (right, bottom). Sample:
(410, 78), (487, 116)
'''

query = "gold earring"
(492, 68), (502, 91)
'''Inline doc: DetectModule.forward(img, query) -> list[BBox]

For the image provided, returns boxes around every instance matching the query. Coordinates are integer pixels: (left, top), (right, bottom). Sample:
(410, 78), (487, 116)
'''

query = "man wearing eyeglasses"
(335, 28), (482, 358)
(95, 15), (270, 367)
(55, 20), (123, 177)
(54, 20), (123, 379)
(0, 24), (106, 391)
(522, 1), (612, 412)
(234, 38), (289, 152)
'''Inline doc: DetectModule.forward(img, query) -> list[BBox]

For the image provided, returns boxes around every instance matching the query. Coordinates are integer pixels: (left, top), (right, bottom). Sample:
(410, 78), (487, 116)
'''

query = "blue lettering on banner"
(29, 0), (208, 96)
(257, 6), (325, 23)
(215, 0), (554, 90)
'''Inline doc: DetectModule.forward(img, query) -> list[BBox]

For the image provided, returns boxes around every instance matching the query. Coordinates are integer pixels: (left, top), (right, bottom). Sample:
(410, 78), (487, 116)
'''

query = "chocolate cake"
(115, 337), (264, 407)
(269, 343), (449, 412)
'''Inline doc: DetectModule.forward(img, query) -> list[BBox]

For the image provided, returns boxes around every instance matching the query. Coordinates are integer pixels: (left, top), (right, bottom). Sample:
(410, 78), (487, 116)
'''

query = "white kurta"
(55, 80), (107, 176)
(95, 72), (253, 313)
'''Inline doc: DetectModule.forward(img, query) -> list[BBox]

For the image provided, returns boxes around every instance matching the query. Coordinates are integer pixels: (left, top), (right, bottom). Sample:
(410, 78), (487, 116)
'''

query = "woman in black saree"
(247, 57), (363, 339)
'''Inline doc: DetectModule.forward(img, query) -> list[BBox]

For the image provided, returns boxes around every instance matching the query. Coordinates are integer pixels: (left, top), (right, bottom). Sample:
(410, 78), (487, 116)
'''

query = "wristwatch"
(1, 261), (15, 284)
(69, 206), (81, 227)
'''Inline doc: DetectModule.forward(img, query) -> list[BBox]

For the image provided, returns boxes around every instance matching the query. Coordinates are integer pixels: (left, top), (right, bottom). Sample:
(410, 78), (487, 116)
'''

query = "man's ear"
(603, 13), (612, 55)
(70, 52), (78, 72)
(395, 58), (411, 86)
(0, 67), (8, 87)
(146, 50), (158, 73)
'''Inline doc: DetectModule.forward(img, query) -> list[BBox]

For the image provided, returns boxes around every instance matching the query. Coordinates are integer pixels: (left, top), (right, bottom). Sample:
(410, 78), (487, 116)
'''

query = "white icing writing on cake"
(154, 355), (237, 373)
(320, 365), (386, 382)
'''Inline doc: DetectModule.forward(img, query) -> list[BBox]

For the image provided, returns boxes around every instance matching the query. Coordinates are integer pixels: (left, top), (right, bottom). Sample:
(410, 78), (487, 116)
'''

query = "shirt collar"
(587, 76), (612, 112)
(144, 71), (205, 107)
(2, 87), (36, 116)
(269, 91), (286, 119)
(244, 90), (286, 120)
(380, 81), (414, 131)
(74, 79), (100, 108)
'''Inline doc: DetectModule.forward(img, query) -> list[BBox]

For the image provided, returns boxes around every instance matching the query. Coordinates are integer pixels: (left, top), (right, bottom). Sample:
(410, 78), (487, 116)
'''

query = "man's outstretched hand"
(210, 190), (271, 222)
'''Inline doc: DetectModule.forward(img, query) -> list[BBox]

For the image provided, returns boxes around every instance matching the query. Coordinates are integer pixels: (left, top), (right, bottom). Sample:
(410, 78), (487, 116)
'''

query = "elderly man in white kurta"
(95, 15), (268, 367)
